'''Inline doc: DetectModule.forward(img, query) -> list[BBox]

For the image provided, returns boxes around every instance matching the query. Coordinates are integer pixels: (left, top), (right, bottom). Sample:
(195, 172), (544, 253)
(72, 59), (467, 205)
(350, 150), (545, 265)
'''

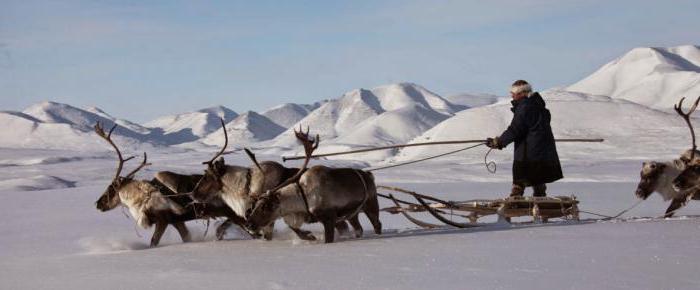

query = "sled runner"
(378, 186), (580, 228)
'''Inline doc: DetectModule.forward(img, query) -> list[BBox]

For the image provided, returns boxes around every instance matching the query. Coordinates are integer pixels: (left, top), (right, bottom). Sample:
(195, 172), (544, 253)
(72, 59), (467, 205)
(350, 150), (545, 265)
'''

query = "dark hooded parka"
(498, 92), (563, 185)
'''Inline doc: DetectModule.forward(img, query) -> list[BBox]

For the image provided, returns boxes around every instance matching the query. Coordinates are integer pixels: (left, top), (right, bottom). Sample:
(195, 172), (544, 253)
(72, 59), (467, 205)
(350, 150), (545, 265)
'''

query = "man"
(486, 80), (563, 197)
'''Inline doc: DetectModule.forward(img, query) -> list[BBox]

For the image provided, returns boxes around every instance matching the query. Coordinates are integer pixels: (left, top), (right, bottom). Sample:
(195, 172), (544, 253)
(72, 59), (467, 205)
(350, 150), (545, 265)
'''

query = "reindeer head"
(192, 119), (230, 202)
(246, 126), (318, 230)
(673, 164), (700, 192)
(245, 191), (281, 232)
(94, 123), (151, 211)
(635, 161), (668, 200)
(192, 157), (227, 202)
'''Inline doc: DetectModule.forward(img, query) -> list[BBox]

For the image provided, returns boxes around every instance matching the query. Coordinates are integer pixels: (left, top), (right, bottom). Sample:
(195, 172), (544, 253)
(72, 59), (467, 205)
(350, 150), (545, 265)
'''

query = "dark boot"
(533, 184), (547, 197)
(510, 184), (525, 197)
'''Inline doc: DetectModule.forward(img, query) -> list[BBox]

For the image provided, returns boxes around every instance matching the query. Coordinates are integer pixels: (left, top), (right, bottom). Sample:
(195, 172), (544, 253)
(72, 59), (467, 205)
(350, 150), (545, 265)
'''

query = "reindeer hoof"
(216, 228), (227, 240)
(300, 232), (316, 241)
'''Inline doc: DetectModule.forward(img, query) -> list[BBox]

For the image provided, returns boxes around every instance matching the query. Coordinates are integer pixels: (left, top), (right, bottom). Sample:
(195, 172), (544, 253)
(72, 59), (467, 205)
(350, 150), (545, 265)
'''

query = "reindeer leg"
(262, 224), (275, 240)
(215, 220), (234, 240)
(173, 222), (191, 243)
(150, 221), (168, 247)
(348, 215), (363, 238)
(335, 220), (351, 237)
(283, 215), (314, 241)
(665, 198), (687, 218)
(290, 227), (316, 241)
(364, 197), (382, 235)
(320, 215), (337, 243)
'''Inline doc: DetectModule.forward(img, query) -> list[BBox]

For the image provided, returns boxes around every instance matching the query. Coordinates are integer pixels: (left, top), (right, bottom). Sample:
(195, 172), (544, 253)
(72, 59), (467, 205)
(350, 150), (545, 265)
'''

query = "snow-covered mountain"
(445, 93), (505, 108)
(396, 89), (688, 162)
(145, 106), (238, 145)
(202, 111), (285, 146)
(85, 107), (151, 134)
(568, 45), (700, 110)
(270, 82), (464, 160)
(0, 110), (136, 150)
(261, 103), (322, 128)
(21, 101), (148, 140)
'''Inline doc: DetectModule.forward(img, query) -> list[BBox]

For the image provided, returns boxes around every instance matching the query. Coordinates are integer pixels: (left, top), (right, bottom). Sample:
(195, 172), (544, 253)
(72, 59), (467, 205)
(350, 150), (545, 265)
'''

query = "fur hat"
(510, 80), (532, 95)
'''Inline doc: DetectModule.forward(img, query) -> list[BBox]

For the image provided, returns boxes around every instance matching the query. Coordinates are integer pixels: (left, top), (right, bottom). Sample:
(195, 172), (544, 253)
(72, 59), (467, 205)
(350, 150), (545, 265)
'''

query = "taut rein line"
(367, 143), (489, 172)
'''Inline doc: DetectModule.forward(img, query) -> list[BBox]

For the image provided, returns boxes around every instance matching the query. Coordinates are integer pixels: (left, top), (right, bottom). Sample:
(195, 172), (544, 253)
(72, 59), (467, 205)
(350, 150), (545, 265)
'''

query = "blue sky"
(1, 0), (699, 121)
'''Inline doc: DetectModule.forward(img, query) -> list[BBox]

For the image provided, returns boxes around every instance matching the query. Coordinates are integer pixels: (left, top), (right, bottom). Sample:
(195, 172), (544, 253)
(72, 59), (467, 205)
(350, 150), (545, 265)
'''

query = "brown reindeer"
(671, 96), (700, 207)
(94, 123), (242, 246)
(190, 120), (301, 239)
(246, 128), (382, 243)
(150, 171), (248, 240)
(636, 96), (700, 217)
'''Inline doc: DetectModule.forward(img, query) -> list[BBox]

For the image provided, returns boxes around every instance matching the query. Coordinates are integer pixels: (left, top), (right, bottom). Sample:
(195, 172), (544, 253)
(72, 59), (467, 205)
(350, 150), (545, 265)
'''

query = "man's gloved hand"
(486, 137), (502, 149)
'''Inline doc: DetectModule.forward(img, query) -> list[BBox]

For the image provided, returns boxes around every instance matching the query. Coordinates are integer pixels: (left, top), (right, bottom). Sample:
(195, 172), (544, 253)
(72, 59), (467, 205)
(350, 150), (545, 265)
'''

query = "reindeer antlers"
(95, 122), (135, 183)
(124, 152), (152, 180)
(95, 122), (151, 182)
(266, 126), (319, 194)
(203, 118), (228, 165)
(674, 96), (700, 161)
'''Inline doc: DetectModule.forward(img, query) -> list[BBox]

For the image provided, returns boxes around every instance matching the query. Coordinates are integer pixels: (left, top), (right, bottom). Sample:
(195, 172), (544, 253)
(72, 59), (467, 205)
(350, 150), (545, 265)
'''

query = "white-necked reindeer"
(94, 123), (243, 246)
(190, 120), (310, 240)
(245, 128), (382, 243)
(635, 97), (700, 217)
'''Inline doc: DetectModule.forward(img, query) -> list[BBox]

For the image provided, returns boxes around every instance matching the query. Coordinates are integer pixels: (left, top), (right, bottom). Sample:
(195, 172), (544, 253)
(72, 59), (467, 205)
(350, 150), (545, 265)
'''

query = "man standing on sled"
(486, 80), (563, 197)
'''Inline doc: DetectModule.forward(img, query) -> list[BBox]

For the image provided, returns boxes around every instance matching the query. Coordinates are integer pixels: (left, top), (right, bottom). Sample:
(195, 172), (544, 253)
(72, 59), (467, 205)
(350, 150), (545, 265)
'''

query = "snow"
(202, 111), (286, 146)
(568, 45), (700, 110)
(22, 101), (149, 141)
(395, 89), (688, 165)
(86, 106), (151, 134)
(1, 149), (700, 289)
(269, 83), (463, 161)
(445, 92), (505, 108)
(0, 175), (75, 191)
(0, 110), (113, 150)
(262, 103), (320, 128)
(4, 45), (700, 289)
(145, 106), (239, 144)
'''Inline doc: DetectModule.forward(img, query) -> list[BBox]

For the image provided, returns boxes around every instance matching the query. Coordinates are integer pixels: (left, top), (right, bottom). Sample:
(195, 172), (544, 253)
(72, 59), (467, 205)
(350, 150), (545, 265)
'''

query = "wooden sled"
(378, 186), (580, 228)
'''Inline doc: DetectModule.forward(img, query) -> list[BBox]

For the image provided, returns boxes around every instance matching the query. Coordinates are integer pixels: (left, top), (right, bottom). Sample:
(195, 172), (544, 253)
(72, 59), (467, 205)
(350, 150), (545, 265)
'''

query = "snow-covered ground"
(1, 147), (700, 290)
(2, 44), (700, 289)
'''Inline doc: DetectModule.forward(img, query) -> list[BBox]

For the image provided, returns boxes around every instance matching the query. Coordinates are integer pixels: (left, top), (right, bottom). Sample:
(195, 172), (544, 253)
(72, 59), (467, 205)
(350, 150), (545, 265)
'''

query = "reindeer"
(635, 96), (700, 217)
(245, 128), (382, 243)
(93, 123), (242, 246)
(190, 120), (302, 240)
(150, 171), (247, 240)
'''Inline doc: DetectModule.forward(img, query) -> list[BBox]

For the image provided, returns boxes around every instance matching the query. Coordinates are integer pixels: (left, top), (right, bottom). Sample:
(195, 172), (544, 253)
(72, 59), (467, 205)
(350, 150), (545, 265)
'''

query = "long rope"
(578, 199), (644, 220)
(367, 143), (486, 172)
(283, 138), (604, 161)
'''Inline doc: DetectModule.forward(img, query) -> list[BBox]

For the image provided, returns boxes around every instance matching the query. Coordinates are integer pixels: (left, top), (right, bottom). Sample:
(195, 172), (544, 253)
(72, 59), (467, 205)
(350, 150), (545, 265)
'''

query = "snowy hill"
(270, 83), (463, 160)
(567, 45), (700, 110)
(261, 103), (321, 128)
(85, 107), (151, 134)
(0, 110), (135, 150)
(202, 111), (285, 146)
(21, 101), (149, 141)
(145, 106), (238, 145)
(396, 89), (688, 163)
(445, 93), (505, 108)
